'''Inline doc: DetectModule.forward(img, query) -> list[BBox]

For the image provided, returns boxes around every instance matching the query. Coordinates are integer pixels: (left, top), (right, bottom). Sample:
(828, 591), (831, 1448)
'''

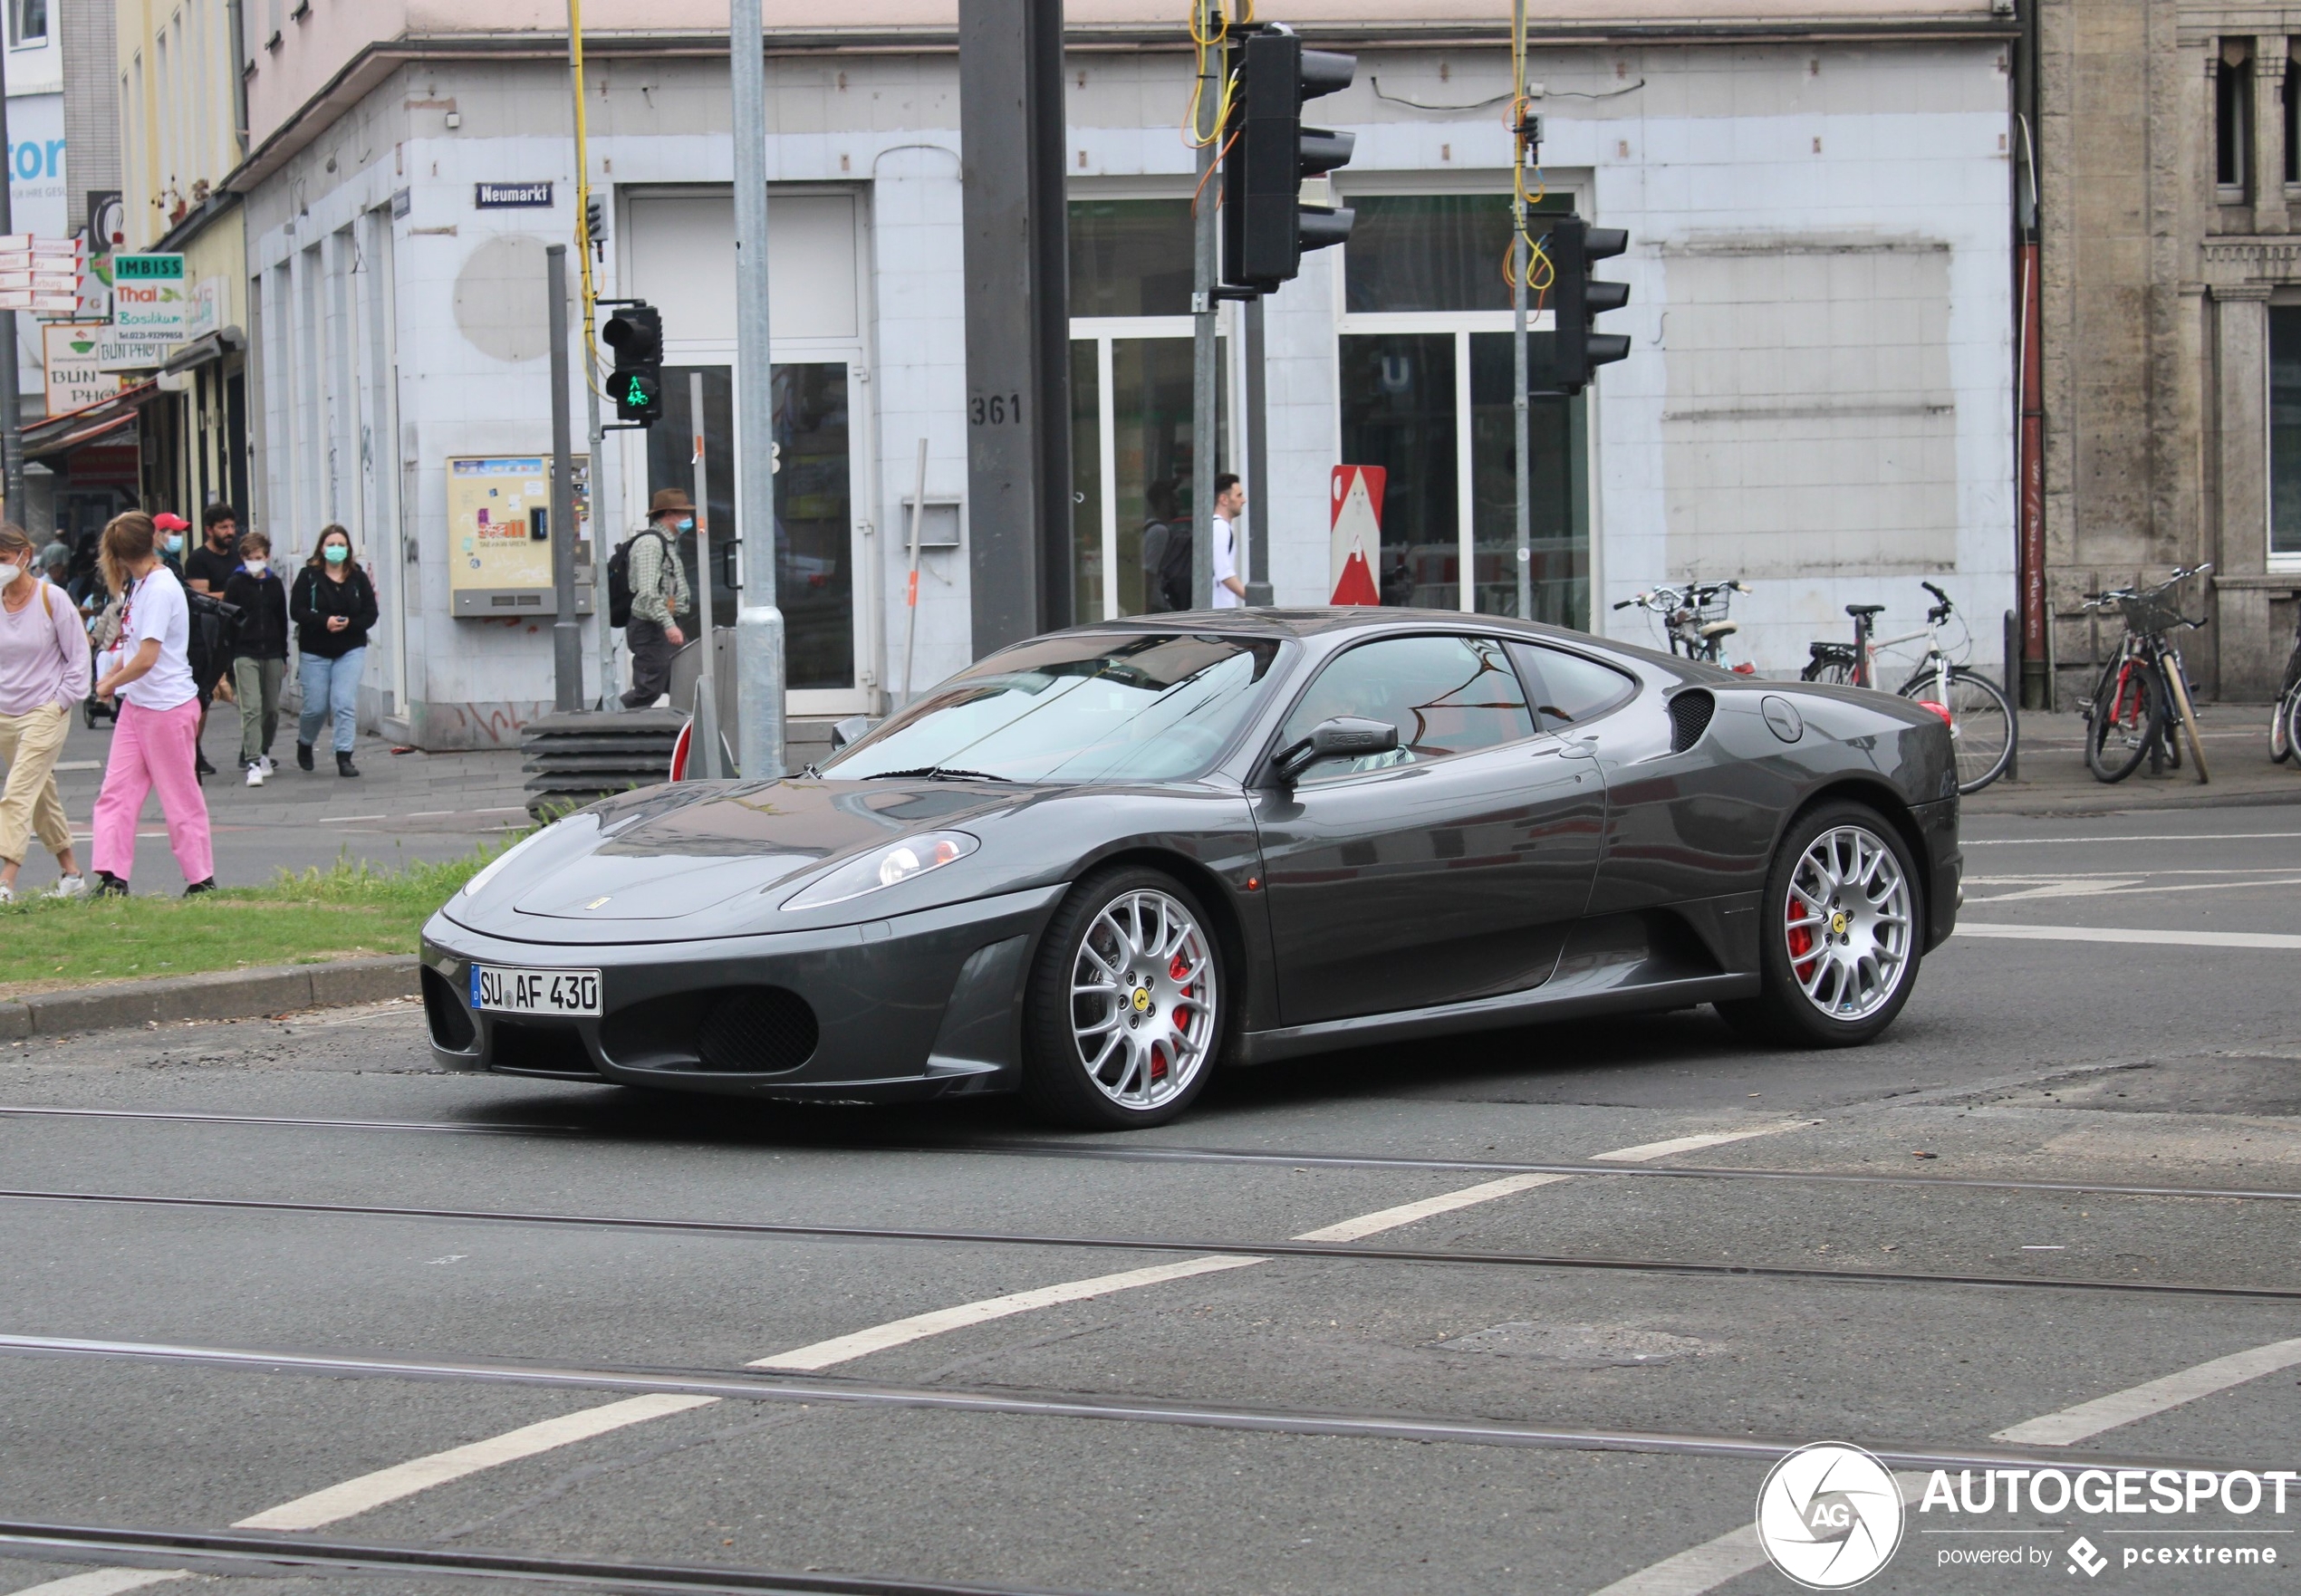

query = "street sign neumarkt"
(475, 182), (554, 209)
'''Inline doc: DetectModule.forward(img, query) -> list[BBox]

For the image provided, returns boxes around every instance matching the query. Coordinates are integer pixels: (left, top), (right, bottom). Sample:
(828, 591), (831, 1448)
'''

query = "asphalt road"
(0, 803), (2296, 1594)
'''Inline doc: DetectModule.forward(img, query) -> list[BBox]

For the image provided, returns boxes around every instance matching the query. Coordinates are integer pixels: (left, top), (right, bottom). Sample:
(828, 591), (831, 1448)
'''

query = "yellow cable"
(568, 0), (611, 402)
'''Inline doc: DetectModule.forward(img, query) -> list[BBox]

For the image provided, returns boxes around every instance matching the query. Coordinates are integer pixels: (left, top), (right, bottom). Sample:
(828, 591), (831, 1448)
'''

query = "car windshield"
(824, 632), (1285, 785)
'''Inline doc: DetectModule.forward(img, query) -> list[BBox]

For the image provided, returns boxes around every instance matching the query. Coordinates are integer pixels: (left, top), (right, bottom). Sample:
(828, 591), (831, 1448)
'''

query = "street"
(0, 803), (2294, 1594)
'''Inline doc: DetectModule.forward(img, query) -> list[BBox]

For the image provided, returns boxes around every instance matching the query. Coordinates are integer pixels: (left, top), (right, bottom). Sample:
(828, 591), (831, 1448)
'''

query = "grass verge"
(0, 843), (505, 998)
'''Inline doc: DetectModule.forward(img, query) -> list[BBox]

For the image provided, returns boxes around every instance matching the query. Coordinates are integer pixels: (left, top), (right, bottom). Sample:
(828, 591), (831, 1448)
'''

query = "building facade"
(228, 0), (2018, 748)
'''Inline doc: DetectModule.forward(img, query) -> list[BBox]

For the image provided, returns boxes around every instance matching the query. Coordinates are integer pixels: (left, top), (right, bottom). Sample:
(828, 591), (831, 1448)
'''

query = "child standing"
(222, 530), (289, 785)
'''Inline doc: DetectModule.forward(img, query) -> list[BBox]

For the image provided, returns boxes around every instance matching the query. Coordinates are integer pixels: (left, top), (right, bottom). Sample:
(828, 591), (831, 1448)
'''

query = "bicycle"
(1799, 581), (2017, 794)
(1612, 580), (1758, 674)
(2270, 590), (2301, 765)
(2081, 564), (2211, 785)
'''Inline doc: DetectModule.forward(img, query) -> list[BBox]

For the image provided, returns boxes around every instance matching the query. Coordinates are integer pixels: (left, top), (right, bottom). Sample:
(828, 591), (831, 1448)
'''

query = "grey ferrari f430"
(422, 610), (1960, 1128)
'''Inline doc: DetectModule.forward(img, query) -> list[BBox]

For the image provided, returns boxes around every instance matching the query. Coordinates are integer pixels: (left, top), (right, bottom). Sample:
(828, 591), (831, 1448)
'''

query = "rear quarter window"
(1509, 642), (1639, 732)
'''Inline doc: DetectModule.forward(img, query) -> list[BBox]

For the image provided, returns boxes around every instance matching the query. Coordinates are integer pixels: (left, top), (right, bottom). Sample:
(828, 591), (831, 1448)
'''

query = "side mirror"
(1272, 716), (1399, 785)
(830, 715), (876, 752)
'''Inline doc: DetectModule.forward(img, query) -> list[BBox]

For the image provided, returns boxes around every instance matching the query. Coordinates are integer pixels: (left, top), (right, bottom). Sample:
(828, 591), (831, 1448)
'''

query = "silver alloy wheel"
(1783, 824), (1912, 1023)
(1068, 888), (1218, 1110)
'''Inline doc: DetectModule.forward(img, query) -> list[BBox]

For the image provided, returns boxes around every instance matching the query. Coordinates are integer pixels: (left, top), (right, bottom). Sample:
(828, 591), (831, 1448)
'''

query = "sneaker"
(245, 761), (265, 787)
(0, 883), (15, 905)
(183, 877), (217, 897)
(49, 874), (86, 899)
(296, 743), (314, 773)
(91, 871), (129, 898)
(258, 755), (278, 775)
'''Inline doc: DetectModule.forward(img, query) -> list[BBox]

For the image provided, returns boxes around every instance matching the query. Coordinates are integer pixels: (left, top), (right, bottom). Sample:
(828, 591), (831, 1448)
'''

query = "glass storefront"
(2272, 306), (2301, 562)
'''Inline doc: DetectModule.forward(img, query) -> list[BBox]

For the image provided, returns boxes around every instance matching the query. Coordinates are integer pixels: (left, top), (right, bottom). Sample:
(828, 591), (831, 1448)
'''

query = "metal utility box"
(447, 454), (593, 617)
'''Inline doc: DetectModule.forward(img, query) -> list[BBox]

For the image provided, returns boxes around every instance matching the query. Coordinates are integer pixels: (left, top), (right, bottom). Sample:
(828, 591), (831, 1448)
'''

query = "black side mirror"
(1272, 716), (1399, 785)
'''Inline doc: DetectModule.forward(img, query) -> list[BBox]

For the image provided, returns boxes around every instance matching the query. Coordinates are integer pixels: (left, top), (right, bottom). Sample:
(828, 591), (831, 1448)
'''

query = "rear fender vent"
(1668, 689), (1716, 754)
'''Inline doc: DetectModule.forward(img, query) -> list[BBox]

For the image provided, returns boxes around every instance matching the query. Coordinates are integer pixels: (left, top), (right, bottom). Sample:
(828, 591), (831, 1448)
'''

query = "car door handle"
(1557, 739), (1598, 759)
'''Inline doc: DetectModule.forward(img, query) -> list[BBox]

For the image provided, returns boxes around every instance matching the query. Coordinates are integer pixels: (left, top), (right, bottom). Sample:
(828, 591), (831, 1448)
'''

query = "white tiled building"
(228, 0), (2018, 748)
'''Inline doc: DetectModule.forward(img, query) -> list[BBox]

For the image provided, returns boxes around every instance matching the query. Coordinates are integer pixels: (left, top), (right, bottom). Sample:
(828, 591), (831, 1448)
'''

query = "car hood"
(440, 777), (1036, 944)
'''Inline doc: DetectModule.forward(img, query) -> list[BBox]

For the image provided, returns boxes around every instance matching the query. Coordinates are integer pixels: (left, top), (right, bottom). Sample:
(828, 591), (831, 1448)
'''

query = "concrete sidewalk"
(1966, 705), (2301, 815)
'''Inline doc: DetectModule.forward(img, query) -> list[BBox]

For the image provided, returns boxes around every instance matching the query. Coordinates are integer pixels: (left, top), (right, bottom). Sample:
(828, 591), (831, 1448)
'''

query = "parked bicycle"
(2081, 564), (2210, 785)
(1613, 580), (1758, 674)
(2270, 590), (2301, 766)
(1799, 582), (2017, 794)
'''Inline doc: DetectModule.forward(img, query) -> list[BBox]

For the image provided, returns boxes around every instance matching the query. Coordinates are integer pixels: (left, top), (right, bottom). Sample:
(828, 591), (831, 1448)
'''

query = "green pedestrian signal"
(601, 303), (665, 426)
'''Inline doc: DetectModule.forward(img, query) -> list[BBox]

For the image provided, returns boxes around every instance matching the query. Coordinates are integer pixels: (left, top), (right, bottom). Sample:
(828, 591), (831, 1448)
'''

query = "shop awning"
(161, 325), (245, 374)
(24, 380), (158, 459)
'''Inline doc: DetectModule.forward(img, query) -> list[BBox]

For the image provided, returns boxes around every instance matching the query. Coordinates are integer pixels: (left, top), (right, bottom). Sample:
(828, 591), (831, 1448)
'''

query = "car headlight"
(781, 832), (979, 911)
(460, 824), (559, 899)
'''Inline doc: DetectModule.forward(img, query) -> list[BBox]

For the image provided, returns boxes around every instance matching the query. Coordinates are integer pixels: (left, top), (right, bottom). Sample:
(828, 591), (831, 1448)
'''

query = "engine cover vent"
(1668, 689), (1716, 754)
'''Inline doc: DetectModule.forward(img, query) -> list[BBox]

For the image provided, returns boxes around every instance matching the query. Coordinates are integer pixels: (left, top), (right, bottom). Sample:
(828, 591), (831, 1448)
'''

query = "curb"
(0, 956), (420, 1042)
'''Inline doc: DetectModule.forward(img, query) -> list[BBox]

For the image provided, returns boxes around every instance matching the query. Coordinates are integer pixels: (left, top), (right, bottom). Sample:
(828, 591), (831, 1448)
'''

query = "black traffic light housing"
(601, 302), (664, 426)
(1534, 216), (1632, 397)
(1222, 27), (1356, 293)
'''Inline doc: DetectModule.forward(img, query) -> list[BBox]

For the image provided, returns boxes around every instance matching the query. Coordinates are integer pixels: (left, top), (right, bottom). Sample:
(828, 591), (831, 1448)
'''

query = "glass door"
(1070, 329), (1228, 620)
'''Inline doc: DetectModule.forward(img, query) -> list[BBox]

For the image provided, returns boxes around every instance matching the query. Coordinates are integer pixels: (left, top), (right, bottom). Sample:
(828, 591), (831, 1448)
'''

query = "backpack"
(605, 530), (666, 630)
(1150, 519), (1192, 612)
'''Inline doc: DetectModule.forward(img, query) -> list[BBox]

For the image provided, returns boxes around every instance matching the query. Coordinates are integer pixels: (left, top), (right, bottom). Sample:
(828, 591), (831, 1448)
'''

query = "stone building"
(2038, 0), (2301, 702)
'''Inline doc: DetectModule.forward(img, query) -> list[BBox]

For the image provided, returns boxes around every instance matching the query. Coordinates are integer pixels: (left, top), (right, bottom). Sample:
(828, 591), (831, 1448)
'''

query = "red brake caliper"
(1786, 894), (1815, 976)
(1154, 948), (1195, 1082)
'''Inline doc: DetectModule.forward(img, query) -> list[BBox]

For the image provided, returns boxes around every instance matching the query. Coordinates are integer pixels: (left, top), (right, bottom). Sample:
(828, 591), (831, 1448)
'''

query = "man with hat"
(620, 488), (695, 710)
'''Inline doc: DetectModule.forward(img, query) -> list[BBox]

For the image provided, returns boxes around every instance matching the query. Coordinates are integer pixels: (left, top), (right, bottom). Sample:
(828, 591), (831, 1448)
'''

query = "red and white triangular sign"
(1329, 466), (1385, 606)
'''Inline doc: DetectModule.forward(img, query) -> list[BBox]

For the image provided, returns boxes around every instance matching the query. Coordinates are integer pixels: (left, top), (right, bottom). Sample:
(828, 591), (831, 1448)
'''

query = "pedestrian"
(291, 524), (378, 778)
(182, 503), (242, 779)
(1209, 473), (1247, 610)
(152, 512), (190, 573)
(222, 530), (288, 786)
(1139, 479), (1184, 614)
(89, 511), (215, 897)
(36, 536), (69, 589)
(0, 524), (91, 902)
(619, 488), (693, 710)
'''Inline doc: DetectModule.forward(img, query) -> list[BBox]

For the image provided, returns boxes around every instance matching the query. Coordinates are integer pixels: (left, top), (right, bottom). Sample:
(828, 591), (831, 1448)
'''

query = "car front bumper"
(419, 884), (1066, 1101)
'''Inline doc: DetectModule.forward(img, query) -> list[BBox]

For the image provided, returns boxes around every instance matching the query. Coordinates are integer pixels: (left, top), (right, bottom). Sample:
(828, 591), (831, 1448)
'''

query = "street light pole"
(545, 244), (582, 710)
(729, 0), (785, 778)
(1189, 16), (1219, 611)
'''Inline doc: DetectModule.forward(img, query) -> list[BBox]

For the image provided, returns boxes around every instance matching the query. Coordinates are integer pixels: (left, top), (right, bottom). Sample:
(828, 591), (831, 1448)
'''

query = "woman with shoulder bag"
(0, 524), (91, 900)
(90, 512), (215, 896)
(290, 524), (377, 778)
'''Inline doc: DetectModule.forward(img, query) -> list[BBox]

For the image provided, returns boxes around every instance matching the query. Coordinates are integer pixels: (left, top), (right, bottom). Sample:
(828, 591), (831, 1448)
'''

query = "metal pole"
(1244, 295), (1271, 604)
(1512, 228), (1532, 623)
(545, 245), (582, 710)
(1189, 27), (1219, 611)
(689, 370), (723, 777)
(900, 437), (928, 703)
(0, 41), (22, 525)
(729, 0), (785, 778)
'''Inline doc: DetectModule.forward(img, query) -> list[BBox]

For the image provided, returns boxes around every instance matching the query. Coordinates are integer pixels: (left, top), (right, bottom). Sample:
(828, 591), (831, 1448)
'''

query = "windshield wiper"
(861, 765), (1006, 783)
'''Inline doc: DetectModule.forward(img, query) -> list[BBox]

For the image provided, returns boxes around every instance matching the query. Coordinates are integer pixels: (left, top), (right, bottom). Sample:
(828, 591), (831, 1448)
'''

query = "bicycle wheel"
(2286, 691), (2301, 773)
(2271, 693), (2292, 764)
(2085, 659), (2161, 783)
(1900, 665), (2015, 793)
(2161, 658), (2211, 784)
(1802, 645), (1860, 686)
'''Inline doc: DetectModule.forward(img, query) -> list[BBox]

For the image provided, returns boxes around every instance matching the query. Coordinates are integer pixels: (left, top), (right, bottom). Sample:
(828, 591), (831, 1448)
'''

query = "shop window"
(2219, 43), (2253, 196)
(1069, 199), (1193, 318)
(2269, 307), (2301, 565)
(1344, 194), (1519, 314)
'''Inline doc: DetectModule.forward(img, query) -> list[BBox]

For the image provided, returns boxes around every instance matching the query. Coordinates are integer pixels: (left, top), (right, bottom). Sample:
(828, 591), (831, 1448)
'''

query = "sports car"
(421, 608), (1960, 1128)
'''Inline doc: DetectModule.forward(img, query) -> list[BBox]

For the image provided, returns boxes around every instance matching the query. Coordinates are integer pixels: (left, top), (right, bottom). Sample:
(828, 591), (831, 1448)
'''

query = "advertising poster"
(43, 322), (117, 415)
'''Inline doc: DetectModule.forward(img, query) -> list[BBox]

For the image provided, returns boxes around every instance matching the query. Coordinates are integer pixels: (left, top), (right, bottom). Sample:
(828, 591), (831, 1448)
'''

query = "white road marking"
(231, 1394), (718, 1531)
(1955, 923), (2301, 950)
(315, 814), (389, 824)
(1964, 832), (2301, 846)
(1989, 1337), (2301, 1447)
(1967, 868), (2301, 880)
(1588, 1123), (1814, 1164)
(748, 1256), (1264, 1372)
(1967, 875), (2301, 905)
(1589, 1475), (1929, 1596)
(5, 1120), (1807, 1596)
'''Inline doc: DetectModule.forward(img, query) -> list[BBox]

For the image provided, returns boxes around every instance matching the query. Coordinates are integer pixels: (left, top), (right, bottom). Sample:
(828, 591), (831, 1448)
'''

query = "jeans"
(298, 647), (364, 754)
(92, 697), (213, 885)
(234, 656), (284, 764)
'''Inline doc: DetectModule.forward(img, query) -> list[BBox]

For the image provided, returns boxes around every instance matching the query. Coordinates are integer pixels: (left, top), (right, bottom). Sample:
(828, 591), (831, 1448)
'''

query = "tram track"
(0, 1332), (2248, 1476)
(4, 1102), (2295, 1205)
(3, 1186), (2294, 1302)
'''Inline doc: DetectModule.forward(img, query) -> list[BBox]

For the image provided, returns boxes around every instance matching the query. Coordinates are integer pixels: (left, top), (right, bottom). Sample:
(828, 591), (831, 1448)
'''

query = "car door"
(1253, 632), (1605, 1027)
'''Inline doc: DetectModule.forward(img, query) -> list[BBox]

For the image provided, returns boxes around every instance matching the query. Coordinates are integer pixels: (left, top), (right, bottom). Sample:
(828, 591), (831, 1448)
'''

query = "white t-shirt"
(1210, 515), (1243, 609)
(118, 565), (197, 711)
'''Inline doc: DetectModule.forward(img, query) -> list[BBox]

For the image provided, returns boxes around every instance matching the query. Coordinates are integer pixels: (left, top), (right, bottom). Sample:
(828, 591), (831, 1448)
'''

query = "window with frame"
(2268, 306), (2301, 564)
(1281, 634), (1536, 781)
(1509, 641), (1636, 731)
(2219, 42), (2254, 195)
(10, 0), (45, 46)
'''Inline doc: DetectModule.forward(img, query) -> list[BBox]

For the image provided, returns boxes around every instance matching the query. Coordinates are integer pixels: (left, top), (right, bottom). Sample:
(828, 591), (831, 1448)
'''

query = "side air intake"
(1668, 689), (1716, 754)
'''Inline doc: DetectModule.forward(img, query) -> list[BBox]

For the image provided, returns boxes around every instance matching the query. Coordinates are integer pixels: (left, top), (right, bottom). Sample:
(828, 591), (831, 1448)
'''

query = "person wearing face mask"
(618, 488), (695, 710)
(90, 512), (215, 896)
(0, 524), (91, 901)
(290, 525), (378, 777)
(182, 504), (242, 780)
(222, 530), (289, 785)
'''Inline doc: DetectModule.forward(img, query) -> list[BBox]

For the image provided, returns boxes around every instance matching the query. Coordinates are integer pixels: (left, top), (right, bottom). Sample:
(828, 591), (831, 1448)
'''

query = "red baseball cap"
(152, 513), (191, 531)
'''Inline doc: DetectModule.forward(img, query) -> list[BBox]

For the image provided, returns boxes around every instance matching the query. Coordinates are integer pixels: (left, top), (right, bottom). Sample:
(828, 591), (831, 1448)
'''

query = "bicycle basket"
(2116, 583), (2187, 635)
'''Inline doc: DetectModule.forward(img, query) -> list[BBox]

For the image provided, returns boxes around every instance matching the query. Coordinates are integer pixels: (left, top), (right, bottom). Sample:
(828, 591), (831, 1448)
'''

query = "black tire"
(1020, 865), (1227, 1130)
(2286, 692), (2301, 774)
(1717, 801), (1924, 1049)
(2084, 660), (2161, 784)
(1898, 665), (2015, 793)
(2270, 690), (2295, 764)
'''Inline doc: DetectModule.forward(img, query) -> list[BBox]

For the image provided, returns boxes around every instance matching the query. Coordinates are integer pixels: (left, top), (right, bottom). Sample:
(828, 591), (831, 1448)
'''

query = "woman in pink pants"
(90, 512), (215, 895)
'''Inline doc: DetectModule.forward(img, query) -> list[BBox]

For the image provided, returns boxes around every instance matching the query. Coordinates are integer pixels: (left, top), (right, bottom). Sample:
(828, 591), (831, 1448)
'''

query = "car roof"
(1073, 606), (1579, 643)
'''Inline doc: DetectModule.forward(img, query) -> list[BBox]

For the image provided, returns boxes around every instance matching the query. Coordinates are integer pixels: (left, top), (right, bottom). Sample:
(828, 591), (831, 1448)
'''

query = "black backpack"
(1150, 519), (1192, 612)
(605, 530), (666, 629)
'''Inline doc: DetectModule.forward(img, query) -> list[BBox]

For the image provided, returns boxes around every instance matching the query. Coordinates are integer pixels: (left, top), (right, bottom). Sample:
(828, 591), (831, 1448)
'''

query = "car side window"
(1510, 642), (1638, 732)
(1280, 635), (1536, 782)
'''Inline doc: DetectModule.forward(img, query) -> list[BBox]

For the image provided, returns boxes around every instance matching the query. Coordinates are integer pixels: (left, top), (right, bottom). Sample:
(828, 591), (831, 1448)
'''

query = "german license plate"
(470, 965), (601, 1017)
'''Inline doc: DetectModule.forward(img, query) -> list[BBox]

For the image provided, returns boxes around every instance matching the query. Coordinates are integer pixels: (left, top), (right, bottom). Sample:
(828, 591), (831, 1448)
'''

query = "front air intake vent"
(697, 987), (820, 1073)
(1668, 689), (1716, 754)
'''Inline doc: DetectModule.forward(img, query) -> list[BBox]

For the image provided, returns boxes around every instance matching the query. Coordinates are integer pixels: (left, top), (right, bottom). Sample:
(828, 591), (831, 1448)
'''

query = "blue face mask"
(323, 543), (349, 564)
(677, 517), (695, 533)
(163, 534), (184, 554)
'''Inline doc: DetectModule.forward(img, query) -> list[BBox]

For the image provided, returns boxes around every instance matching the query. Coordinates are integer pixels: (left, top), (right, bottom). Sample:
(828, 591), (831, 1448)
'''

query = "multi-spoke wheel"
(1718, 803), (1924, 1048)
(1023, 867), (1225, 1128)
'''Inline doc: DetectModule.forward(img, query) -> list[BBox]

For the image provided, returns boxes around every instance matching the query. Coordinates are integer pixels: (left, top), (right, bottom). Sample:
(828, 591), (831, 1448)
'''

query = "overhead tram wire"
(2, 1187), (2295, 1302)
(6, 1103), (2300, 1205)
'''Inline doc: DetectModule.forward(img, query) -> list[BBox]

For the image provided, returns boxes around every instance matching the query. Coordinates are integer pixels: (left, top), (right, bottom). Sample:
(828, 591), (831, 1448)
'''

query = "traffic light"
(601, 302), (663, 426)
(1222, 27), (1356, 292)
(1534, 216), (1632, 397)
